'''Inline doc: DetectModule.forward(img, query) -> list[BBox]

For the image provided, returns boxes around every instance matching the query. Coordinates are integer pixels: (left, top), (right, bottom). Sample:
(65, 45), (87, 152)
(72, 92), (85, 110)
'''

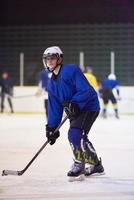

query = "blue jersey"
(101, 79), (120, 96)
(101, 79), (119, 89)
(0, 77), (13, 95)
(47, 64), (100, 128)
(101, 79), (120, 95)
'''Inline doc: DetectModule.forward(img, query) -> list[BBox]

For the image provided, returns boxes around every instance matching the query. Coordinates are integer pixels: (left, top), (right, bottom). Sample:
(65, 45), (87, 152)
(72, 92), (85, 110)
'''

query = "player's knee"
(68, 127), (83, 147)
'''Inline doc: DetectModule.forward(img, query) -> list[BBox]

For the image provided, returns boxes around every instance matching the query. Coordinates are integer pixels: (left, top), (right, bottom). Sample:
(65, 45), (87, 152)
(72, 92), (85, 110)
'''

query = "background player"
(0, 72), (14, 113)
(99, 73), (121, 119)
(83, 66), (99, 92)
(35, 69), (51, 118)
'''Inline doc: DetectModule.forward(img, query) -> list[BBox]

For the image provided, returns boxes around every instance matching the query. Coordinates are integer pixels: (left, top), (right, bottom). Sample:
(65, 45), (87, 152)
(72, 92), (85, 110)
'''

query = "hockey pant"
(101, 88), (118, 114)
(68, 110), (100, 165)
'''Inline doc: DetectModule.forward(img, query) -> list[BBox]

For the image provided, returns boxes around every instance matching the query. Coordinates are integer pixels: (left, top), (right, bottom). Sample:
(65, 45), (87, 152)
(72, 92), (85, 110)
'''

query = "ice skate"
(67, 161), (85, 182)
(85, 158), (105, 177)
(115, 112), (119, 119)
(11, 109), (14, 114)
(101, 112), (107, 119)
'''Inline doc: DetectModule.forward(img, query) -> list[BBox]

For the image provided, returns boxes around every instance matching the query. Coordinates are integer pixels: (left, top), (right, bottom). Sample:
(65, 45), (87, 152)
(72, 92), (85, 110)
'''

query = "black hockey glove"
(46, 125), (60, 145)
(62, 101), (79, 116)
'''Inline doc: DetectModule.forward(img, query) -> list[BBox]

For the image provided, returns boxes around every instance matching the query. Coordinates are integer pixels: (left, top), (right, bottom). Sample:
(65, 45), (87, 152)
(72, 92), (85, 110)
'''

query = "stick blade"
(2, 170), (20, 176)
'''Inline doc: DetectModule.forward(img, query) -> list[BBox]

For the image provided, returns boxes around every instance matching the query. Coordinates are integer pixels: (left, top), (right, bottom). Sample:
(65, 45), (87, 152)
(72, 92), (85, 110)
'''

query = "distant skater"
(36, 69), (51, 118)
(99, 74), (120, 119)
(84, 66), (99, 92)
(0, 72), (14, 113)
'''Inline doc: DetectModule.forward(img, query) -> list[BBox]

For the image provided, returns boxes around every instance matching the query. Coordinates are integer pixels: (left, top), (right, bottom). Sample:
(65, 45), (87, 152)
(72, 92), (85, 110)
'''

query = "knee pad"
(68, 127), (83, 148)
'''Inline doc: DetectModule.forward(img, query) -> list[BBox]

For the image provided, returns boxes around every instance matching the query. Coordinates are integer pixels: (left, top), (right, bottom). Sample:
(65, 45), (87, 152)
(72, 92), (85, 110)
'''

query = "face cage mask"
(43, 55), (62, 72)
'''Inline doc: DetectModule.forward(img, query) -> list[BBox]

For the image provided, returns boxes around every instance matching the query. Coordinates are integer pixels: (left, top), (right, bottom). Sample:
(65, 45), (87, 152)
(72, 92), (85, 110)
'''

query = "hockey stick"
(2, 114), (68, 176)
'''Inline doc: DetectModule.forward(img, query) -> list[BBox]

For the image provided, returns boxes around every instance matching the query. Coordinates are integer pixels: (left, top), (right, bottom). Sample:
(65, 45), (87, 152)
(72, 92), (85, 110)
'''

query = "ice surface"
(0, 113), (134, 200)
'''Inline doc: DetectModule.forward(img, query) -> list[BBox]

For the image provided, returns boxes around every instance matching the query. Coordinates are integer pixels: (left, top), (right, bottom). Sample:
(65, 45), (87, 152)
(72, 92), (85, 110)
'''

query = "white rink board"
(0, 114), (134, 200)
(11, 86), (45, 113)
(4, 86), (134, 114)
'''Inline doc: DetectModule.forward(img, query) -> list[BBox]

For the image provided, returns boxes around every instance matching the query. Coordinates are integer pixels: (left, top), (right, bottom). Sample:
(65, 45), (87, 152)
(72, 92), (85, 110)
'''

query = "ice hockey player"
(35, 69), (51, 118)
(42, 46), (104, 181)
(99, 74), (120, 119)
(0, 71), (14, 113)
(83, 66), (99, 92)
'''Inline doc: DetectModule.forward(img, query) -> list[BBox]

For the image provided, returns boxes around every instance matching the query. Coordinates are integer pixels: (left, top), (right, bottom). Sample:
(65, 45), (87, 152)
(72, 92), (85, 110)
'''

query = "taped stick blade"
(2, 170), (20, 176)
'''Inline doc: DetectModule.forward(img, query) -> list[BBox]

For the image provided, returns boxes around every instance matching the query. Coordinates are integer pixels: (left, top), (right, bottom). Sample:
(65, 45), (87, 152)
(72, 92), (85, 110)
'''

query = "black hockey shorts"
(102, 88), (117, 104)
(70, 110), (99, 134)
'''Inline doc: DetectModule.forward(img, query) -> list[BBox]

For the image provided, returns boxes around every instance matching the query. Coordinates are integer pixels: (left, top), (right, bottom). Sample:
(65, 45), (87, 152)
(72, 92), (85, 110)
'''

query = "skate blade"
(68, 174), (85, 182)
(86, 172), (105, 178)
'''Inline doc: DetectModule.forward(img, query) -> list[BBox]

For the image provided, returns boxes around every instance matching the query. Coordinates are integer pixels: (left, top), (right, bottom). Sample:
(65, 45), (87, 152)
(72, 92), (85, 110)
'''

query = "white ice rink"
(0, 113), (134, 200)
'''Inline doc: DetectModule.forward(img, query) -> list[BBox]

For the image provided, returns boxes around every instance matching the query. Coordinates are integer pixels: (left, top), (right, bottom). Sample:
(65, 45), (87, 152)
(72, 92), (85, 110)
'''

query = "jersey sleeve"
(115, 80), (120, 96)
(47, 92), (63, 128)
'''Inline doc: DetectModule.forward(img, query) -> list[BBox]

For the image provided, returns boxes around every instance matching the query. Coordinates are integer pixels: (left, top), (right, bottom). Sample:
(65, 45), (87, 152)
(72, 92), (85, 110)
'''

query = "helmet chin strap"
(47, 64), (59, 72)
(46, 58), (62, 72)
